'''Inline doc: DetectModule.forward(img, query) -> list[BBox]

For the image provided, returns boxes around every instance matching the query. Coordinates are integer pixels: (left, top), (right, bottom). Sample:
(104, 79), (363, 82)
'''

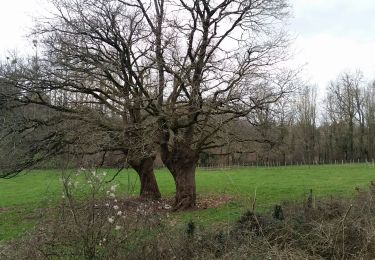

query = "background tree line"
(204, 71), (375, 166)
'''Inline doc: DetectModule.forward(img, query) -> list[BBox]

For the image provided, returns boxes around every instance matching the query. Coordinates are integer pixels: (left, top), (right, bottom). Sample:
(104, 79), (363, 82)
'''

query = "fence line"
(196, 159), (375, 170)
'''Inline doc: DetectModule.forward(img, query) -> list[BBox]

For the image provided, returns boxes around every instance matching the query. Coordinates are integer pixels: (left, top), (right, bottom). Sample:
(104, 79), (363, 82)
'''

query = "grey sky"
(0, 0), (40, 53)
(293, 0), (375, 40)
(0, 0), (374, 89)
(290, 0), (375, 87)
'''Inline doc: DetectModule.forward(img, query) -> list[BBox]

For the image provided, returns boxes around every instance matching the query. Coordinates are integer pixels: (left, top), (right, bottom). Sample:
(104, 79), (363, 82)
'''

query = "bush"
(1, 169), (164, 259)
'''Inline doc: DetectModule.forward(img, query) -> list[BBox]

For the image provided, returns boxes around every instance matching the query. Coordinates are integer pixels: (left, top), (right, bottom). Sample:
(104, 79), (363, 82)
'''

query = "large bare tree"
(124, 0), (294, 209)
(1, 0), (293, 209)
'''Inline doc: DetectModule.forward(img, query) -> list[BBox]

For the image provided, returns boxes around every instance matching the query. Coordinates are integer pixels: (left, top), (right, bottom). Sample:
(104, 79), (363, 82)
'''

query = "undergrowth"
(2, 170), (375, 259)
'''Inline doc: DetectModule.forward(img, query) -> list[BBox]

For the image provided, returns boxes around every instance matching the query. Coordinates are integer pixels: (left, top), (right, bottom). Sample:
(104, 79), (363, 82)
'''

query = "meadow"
(1, 164), (375, 242)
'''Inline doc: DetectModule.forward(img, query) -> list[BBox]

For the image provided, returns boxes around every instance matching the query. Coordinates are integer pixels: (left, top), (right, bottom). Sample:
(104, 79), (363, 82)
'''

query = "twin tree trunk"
(130, 149), (197, 209)
(129, 156), (161, 200)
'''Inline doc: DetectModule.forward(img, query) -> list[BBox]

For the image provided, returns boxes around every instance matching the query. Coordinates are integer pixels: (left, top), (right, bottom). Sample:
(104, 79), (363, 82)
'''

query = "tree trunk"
(160, 139), (197, 210)
(171, 159), (197, 211)
(129, 156), (161, 200)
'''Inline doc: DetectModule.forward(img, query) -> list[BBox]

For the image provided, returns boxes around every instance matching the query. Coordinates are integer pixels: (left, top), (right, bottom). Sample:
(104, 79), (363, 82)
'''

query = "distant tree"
(296, 85), (317, 162)
(325, 71), (364, 161)
(364, 81), (375, 160)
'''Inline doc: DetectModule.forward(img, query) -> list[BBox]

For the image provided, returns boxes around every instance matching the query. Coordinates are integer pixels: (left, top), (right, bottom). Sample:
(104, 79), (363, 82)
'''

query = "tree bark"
(170, 158), (197, 211)
(160, 137), (197, 210)
(129, 156), (161, 200)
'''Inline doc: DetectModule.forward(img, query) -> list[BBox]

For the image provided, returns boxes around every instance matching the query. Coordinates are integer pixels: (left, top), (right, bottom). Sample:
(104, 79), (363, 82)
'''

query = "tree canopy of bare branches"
(0, 0), (293, 209)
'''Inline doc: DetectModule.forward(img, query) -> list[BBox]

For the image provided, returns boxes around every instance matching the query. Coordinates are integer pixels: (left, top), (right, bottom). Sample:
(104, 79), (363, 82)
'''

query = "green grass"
(1, 164), (375, 241)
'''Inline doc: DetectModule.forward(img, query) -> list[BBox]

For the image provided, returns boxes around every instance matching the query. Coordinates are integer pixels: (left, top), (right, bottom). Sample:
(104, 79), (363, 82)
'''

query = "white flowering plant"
(3, 168), (166, 259)
(51, 168), (138, 259)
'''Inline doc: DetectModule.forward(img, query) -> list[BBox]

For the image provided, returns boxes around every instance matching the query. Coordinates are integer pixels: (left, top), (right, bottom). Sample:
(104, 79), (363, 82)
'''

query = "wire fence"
(197, 159), (375, 170)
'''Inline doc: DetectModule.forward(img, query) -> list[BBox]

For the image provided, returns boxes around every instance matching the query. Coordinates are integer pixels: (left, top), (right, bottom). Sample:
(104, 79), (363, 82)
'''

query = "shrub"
(1, 169), (164, 259)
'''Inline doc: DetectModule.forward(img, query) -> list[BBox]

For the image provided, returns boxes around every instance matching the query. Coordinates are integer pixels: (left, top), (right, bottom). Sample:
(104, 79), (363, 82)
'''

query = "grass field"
(1, 164), (375, 241)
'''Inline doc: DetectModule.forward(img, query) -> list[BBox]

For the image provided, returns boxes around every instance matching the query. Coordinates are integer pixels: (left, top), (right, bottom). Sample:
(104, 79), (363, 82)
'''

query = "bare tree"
(325, 71), (364, 161)
(125, 0), (293, 209)
(0, 0), (162, 199)
(296, 85), (317, 162)
(364, 81), (375, 160)
(1, 0), (293, 209)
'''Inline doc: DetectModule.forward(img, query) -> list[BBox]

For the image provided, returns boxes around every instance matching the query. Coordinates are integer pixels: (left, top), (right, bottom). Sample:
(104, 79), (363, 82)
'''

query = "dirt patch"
(0, 208), (11, 213)
(102, 195), (234, 215)
(196, 194), (233, 209)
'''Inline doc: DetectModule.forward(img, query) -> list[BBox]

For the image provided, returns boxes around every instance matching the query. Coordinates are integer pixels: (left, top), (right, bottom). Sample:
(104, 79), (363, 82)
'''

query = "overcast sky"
(0, 0), (374, 89)
(291, 0), (375, 88)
